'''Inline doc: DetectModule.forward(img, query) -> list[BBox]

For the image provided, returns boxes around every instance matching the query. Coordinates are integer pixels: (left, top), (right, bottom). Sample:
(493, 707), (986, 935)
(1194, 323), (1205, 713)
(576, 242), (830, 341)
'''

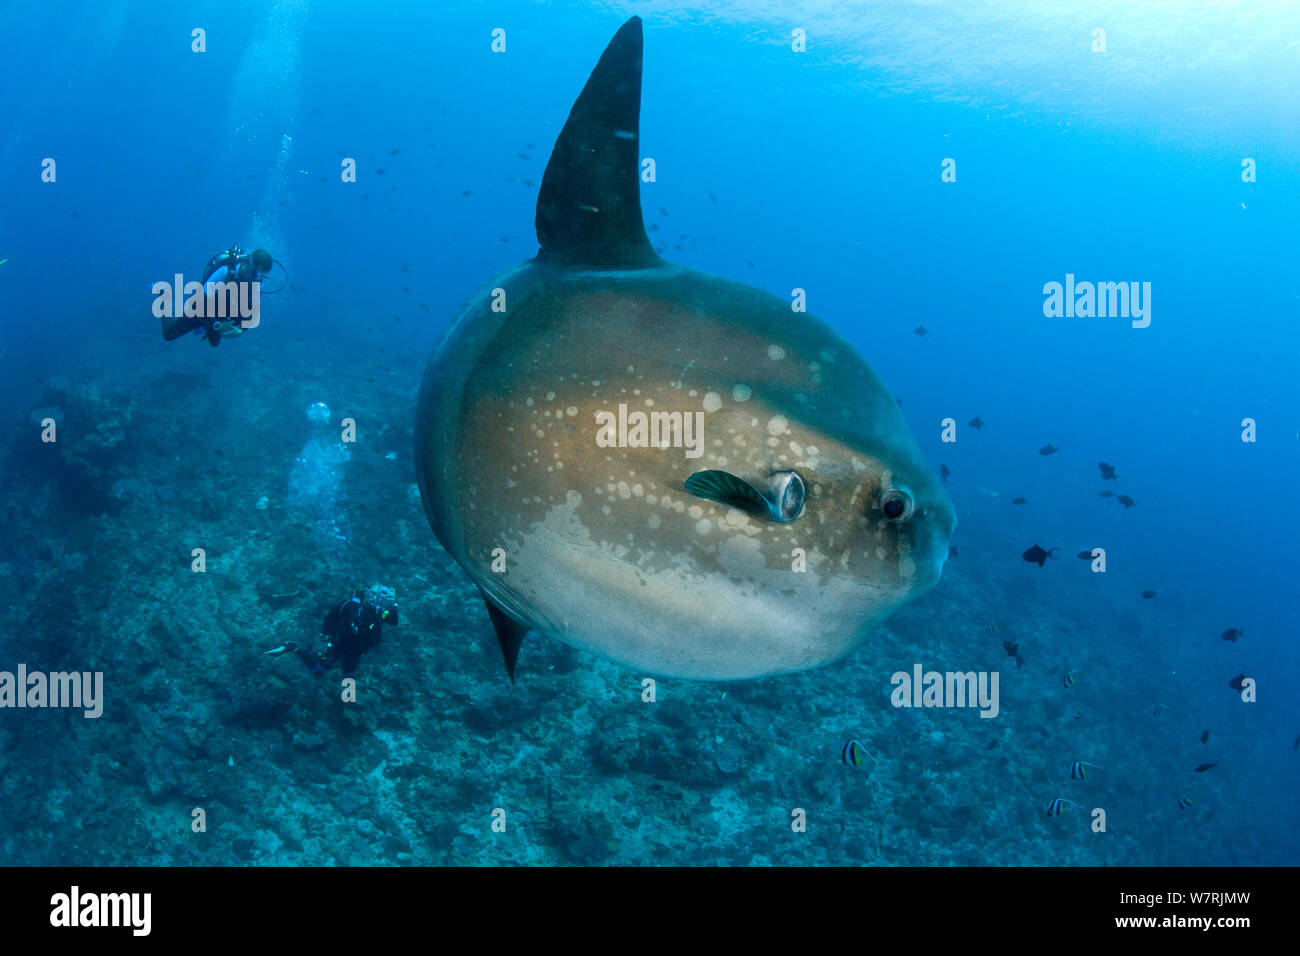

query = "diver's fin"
(535, 16), (659, 270)
(479, 587), (528, 684)
(684, 470), (772, 518)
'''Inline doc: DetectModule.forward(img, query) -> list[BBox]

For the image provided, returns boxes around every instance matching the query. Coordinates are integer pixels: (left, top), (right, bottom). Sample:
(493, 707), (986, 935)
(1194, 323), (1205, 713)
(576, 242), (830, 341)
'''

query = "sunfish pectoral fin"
(478, 587), (529, 685)
(684, 470), (774, 519)
(534, 16), (659, 270)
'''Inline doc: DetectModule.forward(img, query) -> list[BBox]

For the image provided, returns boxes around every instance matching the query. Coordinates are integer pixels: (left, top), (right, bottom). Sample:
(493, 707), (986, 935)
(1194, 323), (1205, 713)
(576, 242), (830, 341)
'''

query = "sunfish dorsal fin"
(535, 17), (659, 270)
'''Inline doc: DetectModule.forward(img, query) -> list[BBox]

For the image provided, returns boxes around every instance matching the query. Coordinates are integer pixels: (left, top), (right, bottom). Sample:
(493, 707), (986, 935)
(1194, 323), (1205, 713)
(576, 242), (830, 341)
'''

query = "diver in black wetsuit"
(265, 585), (399, 678)
(161, 244), (275, 347)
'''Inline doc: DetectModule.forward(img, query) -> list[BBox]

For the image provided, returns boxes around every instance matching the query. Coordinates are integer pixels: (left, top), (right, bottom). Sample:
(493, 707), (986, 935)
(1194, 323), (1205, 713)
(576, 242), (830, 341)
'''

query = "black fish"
(1012, 497), (1028, 505)
(1141, 589), (1156, 599)
(1098, 490), (1115, 498)
(1022, 544), (1060, 567)
(940, 464), (950, 482)
(1228, 673), (1248, 691)
(1002, 640), (1022, 667)
(1098, 462), (1118, 481)
(968, 417), (984, 429)
(1076, 550), (1095, 559)
(914, 326), (928, 337)
(948, 545), (959, 559)
(1221, 628), (1242, 643)
(1117, 495), (1136, 508)
(1039, 444), (1059, 456)
(842, 739), (871, 768)
(1200, 730), (1210, 744)
(1194, 763), (1217, 773)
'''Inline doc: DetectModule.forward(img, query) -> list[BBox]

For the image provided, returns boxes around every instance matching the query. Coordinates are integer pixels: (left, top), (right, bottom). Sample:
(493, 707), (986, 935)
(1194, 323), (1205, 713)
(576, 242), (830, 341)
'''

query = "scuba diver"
(265, 585), (399, 679)
(161, 243), (281, 347)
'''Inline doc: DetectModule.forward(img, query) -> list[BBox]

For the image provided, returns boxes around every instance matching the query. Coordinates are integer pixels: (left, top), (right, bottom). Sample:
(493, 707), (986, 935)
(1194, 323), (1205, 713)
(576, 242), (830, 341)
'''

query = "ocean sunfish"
(415, 17), (956, 681)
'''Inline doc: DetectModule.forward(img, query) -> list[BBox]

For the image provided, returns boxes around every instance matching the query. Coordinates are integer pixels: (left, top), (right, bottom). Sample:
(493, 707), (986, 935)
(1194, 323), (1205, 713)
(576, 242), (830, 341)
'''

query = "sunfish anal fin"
(479, 586), (529, 685)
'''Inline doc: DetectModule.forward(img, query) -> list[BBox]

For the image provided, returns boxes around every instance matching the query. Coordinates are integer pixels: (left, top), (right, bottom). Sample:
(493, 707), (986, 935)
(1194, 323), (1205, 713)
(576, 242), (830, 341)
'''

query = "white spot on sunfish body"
(732, 383), (752, 402)
(723, 510), (752, 530)
(694, 519), (713, 536)
(703, 391), (723, 413)
(767, 345), (786, 360)
(767, 415), (789, 436)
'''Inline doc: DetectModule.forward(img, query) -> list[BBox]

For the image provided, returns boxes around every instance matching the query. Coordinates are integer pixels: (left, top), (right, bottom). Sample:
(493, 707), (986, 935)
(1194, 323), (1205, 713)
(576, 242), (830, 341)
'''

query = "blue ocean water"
(0, 1), (1296, 865)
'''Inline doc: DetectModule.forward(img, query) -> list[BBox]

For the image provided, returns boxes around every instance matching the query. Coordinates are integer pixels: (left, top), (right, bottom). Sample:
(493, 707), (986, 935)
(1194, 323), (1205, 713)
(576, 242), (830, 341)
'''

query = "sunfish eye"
(880, 488), (914, 522)
(769, 470), (805, 523)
